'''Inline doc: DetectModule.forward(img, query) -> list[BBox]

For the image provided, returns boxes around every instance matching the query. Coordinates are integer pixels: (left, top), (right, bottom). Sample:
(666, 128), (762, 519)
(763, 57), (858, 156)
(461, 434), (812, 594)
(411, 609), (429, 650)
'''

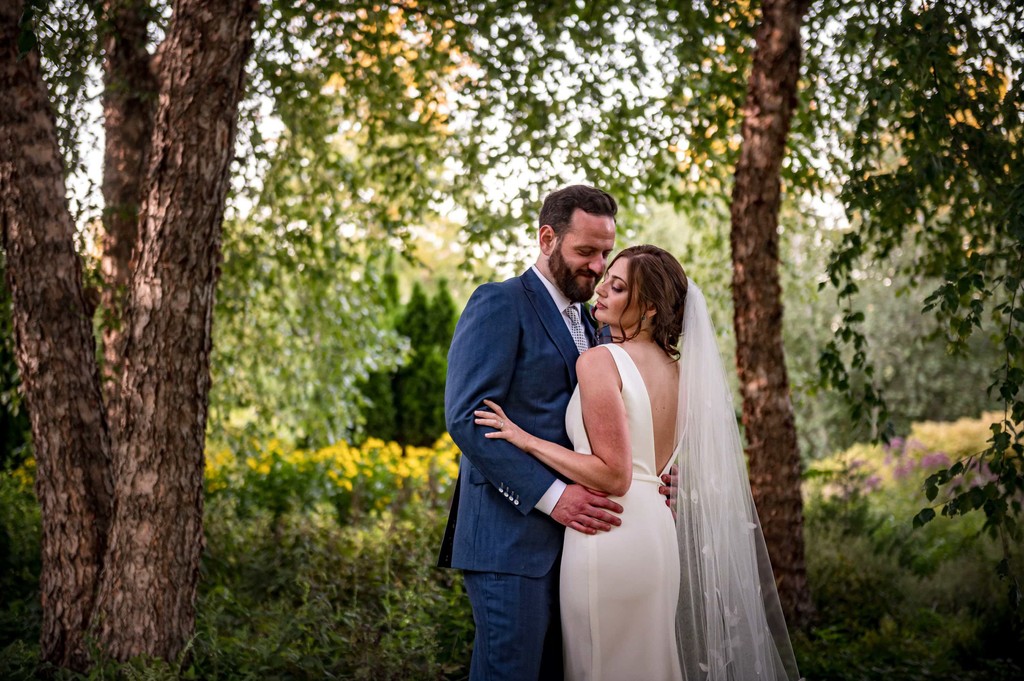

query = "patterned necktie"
(565, 304), (590, 355)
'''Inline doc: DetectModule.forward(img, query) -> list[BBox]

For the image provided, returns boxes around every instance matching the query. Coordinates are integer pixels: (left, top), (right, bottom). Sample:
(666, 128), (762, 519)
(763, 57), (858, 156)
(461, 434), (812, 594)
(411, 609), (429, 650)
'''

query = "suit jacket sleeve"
(445, 282), (560, 515)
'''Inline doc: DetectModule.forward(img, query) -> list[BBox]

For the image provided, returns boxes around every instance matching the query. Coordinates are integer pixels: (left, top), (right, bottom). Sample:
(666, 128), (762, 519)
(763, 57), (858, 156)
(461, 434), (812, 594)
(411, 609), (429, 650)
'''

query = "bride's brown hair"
(607, 245), (688, 359)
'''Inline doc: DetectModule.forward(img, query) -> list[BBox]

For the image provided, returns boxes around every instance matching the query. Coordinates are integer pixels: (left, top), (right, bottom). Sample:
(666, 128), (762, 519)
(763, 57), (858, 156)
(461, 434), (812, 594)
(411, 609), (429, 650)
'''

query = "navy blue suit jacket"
(438, 269), (597, 577)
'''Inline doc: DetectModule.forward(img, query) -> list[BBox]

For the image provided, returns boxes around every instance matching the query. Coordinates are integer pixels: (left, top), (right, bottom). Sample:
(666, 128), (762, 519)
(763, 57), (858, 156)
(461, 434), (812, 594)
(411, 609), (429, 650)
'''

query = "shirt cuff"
(534, 479), (567, 515)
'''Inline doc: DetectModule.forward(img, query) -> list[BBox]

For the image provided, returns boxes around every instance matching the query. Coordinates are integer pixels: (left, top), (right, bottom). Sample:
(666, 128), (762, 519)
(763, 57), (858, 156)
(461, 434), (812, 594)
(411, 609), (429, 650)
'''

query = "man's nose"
(588, 258), (606, 276)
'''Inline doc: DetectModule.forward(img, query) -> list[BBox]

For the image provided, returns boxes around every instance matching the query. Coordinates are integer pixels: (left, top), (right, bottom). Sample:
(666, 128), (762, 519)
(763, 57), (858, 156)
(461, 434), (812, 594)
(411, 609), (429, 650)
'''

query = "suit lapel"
(520, 269), (581, 382)
(582, 303), (599, 347)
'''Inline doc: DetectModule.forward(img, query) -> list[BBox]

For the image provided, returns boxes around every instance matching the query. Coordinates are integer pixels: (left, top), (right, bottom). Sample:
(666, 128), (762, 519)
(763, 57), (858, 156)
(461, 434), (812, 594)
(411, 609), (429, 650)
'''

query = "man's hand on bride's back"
(552, 484), (623, 535)
(659, 464), (678, 520)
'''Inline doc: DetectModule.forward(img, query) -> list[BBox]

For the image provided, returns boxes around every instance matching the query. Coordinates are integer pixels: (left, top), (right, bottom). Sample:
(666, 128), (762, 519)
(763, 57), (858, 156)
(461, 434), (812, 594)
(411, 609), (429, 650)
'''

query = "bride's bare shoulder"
(577, 344), (614, 365)
(576, 345), (621, 388)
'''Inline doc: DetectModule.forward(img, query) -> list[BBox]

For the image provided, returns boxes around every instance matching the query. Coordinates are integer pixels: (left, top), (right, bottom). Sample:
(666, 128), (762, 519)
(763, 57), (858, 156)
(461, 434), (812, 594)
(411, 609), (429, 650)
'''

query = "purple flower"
(920, 452), (951, 469)
(884, 436), (906, 454)
(893, 459), (916, 480)
(906, 438), (926, 453)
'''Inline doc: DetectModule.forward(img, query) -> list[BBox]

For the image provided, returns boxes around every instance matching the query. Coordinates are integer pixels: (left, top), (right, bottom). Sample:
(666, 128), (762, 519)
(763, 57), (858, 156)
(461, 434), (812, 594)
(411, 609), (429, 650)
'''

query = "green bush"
(3, 413), (1021, 680)
(0, 467), (41, 649)
(205, 436), (459, 526)
(0, 496), (473, 680)
(190, 498), (472, 679)
(798, 414), (1024, 680)
(0, 441), (472, 680)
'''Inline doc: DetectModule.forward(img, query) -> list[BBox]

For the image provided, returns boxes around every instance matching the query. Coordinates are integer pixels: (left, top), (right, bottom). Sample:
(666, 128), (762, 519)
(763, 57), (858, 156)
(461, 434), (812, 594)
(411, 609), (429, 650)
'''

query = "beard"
(550, 241), (598, 303)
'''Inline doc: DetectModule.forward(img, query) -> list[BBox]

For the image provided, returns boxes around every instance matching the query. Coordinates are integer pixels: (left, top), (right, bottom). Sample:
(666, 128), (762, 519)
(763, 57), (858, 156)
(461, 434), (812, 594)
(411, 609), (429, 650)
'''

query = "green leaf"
(844, 311), (865, 324)
(966, 486), (986, 510)
(913, 507), (936, 528)
(16, 28), (37, 57)
(1005, 334), (1021, 355)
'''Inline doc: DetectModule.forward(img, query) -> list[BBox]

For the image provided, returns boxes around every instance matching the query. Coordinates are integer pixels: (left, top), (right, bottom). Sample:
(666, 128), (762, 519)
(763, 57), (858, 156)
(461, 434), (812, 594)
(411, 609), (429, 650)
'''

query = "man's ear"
(539, 224), (558, 256)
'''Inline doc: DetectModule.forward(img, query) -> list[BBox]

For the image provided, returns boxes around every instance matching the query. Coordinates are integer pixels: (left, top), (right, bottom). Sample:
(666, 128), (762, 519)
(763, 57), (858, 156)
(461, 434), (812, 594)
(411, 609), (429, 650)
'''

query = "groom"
(438, 185), (624, 680)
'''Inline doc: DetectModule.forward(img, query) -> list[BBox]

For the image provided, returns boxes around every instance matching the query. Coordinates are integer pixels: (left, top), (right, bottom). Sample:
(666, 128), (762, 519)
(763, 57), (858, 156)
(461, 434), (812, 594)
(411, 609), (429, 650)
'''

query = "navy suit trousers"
(463, 565), (563, 681)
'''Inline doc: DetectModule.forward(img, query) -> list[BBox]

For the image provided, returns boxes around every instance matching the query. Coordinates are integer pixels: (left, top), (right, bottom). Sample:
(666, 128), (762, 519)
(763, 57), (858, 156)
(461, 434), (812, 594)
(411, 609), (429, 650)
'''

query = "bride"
(474, 245), (801, 680)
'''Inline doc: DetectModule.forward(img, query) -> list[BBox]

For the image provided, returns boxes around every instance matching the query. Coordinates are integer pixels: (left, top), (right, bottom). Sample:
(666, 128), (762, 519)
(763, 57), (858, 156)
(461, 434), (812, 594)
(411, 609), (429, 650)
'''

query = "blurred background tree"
(804, 0), (1023, 585)
(356, 277), (458, 449)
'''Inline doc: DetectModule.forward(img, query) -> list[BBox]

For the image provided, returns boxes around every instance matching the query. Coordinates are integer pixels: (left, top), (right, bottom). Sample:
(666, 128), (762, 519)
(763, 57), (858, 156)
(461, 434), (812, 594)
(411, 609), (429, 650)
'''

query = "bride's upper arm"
(576, 348), (631, 483)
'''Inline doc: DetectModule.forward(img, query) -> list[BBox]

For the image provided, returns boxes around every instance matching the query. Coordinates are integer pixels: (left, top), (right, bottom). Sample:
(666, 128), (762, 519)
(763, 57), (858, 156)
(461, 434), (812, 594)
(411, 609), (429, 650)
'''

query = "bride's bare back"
(618, 340), (680, 474)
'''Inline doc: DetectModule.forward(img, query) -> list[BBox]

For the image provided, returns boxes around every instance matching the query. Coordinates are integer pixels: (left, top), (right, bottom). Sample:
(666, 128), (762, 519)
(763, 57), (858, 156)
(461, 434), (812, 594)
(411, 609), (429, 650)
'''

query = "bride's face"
(593, 257), (643, 333)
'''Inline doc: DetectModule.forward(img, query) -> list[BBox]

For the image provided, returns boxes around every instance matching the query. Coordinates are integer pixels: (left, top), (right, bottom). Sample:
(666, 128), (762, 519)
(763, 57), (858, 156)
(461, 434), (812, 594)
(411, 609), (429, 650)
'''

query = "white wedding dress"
(560, 342), (682, 680)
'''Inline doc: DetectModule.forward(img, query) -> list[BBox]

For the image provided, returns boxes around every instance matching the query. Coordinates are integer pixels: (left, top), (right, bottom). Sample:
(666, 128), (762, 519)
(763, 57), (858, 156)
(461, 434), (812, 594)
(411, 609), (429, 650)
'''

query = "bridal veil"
(673, 280), (801, 681)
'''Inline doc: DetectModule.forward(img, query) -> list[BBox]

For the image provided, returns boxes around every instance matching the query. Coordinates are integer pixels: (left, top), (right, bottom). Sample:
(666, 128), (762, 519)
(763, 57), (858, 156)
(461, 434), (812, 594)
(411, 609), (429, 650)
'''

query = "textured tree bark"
(91, 0), (259, 661)
(0, 0), (113, 669)
(730, 0), (814, 627)
(3, 0), (258, 667)
(95, 0), (157, 412)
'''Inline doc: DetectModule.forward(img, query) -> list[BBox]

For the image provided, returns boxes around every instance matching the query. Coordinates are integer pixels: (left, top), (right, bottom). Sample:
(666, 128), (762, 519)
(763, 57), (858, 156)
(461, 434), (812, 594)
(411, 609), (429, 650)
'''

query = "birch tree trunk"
(730, 0), (814, 626)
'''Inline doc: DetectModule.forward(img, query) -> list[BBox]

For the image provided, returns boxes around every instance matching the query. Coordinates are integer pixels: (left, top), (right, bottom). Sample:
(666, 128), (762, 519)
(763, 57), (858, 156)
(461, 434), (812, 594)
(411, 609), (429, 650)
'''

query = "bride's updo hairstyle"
(609, 245), (688, 359)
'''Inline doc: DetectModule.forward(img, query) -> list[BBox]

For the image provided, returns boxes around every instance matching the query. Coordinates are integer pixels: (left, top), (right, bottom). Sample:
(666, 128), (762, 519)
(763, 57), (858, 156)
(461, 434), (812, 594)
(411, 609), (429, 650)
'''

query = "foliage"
(1, 435), (470, 679)
(210, 215), (408, 447)
(797, 413), (1024, 680)
(806, 0), (1024, 582)
(440, 0), (758, 268)
(789, 248), (1004, 456)
(0, 262), (30, 471)
(209, 0), (516, 449)
(188, 503), (472, 680)
(18, 0), (476, 453)
(1, 508), (472, 681)
(632, 200), (1003, 460)
(0, 466), (41, 649)
(205, 434), (460, 525)
(365, 280), (458, 448)
(5, 414), (1024, 679)
(209, 0), (740, 447)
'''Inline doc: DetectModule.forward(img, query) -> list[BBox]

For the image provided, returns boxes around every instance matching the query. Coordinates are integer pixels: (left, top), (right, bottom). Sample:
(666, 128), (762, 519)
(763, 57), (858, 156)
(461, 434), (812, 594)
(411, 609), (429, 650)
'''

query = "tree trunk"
(2, 0), (258, 667)
(91, 0), (259, 661)
(0, 0), (113, 668)
(730, 0), (813, 627)
(95, 0), (157, 412)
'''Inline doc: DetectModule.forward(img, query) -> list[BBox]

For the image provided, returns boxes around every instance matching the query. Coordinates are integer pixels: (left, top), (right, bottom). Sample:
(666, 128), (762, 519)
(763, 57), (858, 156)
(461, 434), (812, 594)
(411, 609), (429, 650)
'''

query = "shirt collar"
(531, 264), (577, 314)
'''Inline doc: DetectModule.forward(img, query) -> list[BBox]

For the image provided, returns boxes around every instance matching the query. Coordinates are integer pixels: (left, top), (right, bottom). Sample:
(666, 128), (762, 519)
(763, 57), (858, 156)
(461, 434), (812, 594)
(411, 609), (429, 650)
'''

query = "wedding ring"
(498, 419), (505, 429)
